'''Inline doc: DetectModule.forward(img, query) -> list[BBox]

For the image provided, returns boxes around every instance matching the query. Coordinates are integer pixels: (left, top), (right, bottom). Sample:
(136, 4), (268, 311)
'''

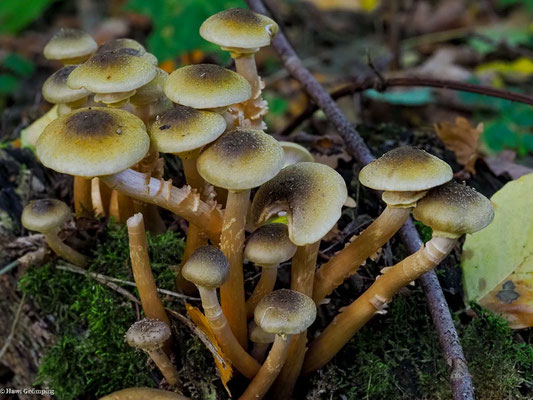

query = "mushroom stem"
(270, 241), (320, 399)
(127, 213), (170, 326)
(303, 236), (457, 374)
(101, 168), (223, 243)
(246, 266), (278, 318)
(43, 228), (88, 267)
(239, 334), (292, 400)
(147, 348), (180, 386)
(233, 54), (266, 129)
(251, 342), (270, 363)
(220, 190), (250, 349)
(312, 206), (411, 303)
(73, 176), (93, 217)
(91, 178), (112, 216)
(197, 286), (261, 378)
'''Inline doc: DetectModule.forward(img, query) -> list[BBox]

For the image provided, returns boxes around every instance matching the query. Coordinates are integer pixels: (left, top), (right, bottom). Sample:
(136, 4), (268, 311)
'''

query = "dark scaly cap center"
(65, 109), (116, 137)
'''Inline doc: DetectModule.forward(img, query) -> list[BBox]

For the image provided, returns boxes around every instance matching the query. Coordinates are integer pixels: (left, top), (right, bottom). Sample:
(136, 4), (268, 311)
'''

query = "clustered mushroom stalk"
(302, 182), (495, 373)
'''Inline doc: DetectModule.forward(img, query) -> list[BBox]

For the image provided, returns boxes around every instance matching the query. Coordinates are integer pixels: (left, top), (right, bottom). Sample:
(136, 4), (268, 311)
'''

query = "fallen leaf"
(484, 150), (533, 180)
(305, 0), (380, 12)
(435, 117), (483, 174)
(186, 304), (232, 395)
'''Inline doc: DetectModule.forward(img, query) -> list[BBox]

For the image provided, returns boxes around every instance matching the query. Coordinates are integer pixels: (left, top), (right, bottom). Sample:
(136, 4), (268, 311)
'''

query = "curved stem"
(220, 190), (250, 349)
(234, 54), (267, 130)
(270, 242), (319, 399)
(312, 206), (411, 303)
(101, 169), (223, 243)
(148, 348), (180, 386)
(303, 236), (457, 374)
(73, 176), (93, 218)
(251, 342), (270, 363)
(239, 335), (292, 400)
(44, 229), (88, 267)
(198, 287), (261, 379)
(246, 266), (278, 318)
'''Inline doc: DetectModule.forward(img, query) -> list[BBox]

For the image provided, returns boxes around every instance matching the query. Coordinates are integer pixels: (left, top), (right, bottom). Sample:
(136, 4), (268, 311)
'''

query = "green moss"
(18, 222), (187, 400)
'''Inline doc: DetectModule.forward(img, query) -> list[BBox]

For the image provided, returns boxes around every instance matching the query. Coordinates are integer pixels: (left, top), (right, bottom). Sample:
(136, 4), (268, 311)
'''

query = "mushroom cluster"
(26, 8), (495, 400)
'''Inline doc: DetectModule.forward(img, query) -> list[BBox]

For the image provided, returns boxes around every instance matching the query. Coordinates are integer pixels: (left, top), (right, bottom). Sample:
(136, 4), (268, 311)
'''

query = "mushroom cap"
(67, 50), (157, 94)
(36, 107), (149, 177)
(164, 64), (251, 109)
(251, 162), (348, 246)
(197, 129), (284, 191)
(280, 141), (314, 167)
(245, 223), (296, 266)
(249, 320), (275, 344)
(182, 246), (229, 289)
(254, 289), (316, 335)
(99, 388), (189, 400)
(125, 319), (171, 352)
(130, 68), (168, 106)
(200, 8), (278, 51)
(21, 199), (71, 233)
(43, 28), (97, 62)
(359, 147), (453, 192)
(42, 66), (90, 105)
(150, 105), (226, 154)
(97, 38), (146, 53)
(413, 182), (494, 238)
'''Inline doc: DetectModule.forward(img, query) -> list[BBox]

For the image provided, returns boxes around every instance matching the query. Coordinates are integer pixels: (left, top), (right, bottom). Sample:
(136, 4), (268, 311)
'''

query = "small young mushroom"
(200, 8), (278, 129)
(239, 289), (316, 400)
(130, 68), (169, 126)
(21, 199), (88, 267)
(43, 28), (97, 65)
(99, 387), (190, 400)
(302, 182), (494, 373)
(312, 147), (453, 304)
(244, 223), (297, 318)
(197, 128), (285, 348)
(125, 319), (180, 386)
(182, 245), (261, 378)
(279, 141), (314, 167)
(249, 320), (275, 363)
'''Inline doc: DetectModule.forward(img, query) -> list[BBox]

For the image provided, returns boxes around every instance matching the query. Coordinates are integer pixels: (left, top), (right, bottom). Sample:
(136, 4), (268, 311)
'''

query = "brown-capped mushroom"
(43, 28), (97, 65)
(303, 182), (494, 373)
(21, 199), (87, 267)
(99, 387), (189, 400)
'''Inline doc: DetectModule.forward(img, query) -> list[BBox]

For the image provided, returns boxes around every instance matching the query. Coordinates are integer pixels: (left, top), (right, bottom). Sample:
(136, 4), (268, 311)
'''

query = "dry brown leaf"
(484, 150), (533, 180)
(435, 117), (483, 174)
(186, 304), (232, 395)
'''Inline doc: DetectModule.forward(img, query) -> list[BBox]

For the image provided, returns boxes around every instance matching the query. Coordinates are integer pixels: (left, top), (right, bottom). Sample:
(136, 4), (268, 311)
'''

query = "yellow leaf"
(476, 57), (533, 81)
(434, 117), (482, 174)
(305, 0), (379, 12)
(185, 304), (232, 394)
(462, 173), (533, 328)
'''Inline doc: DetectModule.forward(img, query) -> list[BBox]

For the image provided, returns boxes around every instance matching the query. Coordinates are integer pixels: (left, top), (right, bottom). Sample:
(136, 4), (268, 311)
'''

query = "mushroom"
(21, 199), (88, 267)
(130, 68), (169, 126)
(240, 289), (316, 400)
(96, 38), (158, 65)
(244, 223), (297, 318)
(250, 162), (347, 398)
(303, 182), (494, 373)
(125, 319), (180, 386)
(35, 107), (223, 241)
(197, 128), (285, 348)
(279, 141), (314, 167)
(312, 147), (453, 304)
(181, 245), (261, 378)
(43, 28), (97, 65)
(200, 8), (278, 129)
(99, 387), (190, 400)
(249, 320), (275, 363)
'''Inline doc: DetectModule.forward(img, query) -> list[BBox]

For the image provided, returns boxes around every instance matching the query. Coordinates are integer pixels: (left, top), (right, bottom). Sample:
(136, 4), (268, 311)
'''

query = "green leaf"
(0, 0), (58, 34)
(0, 73), (20, 94)
(364, 88), (434, 106)
(2, 53), (35, 77)
(482, 120), (520, 151)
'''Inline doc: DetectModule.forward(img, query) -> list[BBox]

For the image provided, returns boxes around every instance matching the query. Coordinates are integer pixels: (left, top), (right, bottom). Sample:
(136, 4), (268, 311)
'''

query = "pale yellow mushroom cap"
(245, 223), (296, 266)
(200, 8), (278, 51)
(249, 320), (275, 344)
(150, 105), (226, 154)
(130, 68), (168, 106)
(42, 66), (90, 105)
(359, 147), (453, 192)
(251, 162), (347, 246)
(125, 319), (171, 352)
(67, 50), (156, 94)
(197, 129), (284, 191)
(182, 246), (229, 289)
(97, 38), (146, 53)
(413, 182), (494, 239)
(164, 64), (251, 109)
(21, 199), (71, 233)
(36, 107), (149, 177)
(255, 289), (316, 335)
(280, 141), (314, 167)
(43, 28), (97, 63)
(99, 388), (189, 400)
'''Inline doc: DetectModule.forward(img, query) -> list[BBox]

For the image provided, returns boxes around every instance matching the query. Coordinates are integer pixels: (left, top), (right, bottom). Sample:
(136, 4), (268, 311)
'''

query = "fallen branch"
(0, 293), (27, 359)
(281, 76), (533, 136)
(246, 1), (475, 398)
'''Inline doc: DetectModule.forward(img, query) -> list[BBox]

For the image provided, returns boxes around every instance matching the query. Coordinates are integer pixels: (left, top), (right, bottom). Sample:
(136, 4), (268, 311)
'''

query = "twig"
(281, 76), (533, 136)
(0, 293), (27, 360)
(55, 263), (201, 302)
(246, 1), (475, 399)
